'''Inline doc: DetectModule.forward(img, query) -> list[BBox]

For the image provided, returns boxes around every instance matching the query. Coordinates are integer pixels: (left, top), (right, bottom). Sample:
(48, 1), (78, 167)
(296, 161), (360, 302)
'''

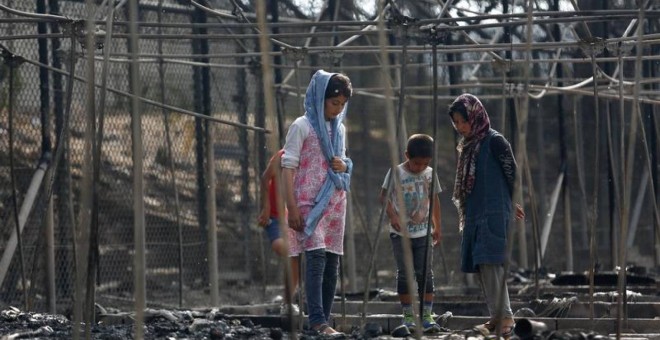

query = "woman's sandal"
(314, 324), (345, 338)
(473, 320), (515, 337)
(473, 321), (496, 336)
(500, 323), (515, 338)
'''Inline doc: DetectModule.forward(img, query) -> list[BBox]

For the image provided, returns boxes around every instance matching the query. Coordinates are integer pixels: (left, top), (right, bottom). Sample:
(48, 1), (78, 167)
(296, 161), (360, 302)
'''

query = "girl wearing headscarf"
(282, 70), (353, 336)
(448, 93), (525, 337)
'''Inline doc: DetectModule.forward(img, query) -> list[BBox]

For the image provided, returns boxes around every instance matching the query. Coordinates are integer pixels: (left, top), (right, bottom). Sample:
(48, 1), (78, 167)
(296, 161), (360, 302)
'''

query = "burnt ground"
(0, 306), (290, 340)
(0, 276), (660, 340)
(1, 242), (658, 340)
(0, 304), (618, 340)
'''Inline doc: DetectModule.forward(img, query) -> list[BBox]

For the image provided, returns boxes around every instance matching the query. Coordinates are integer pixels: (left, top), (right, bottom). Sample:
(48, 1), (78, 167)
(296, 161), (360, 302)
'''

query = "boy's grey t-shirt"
(382, 163), (442, 238)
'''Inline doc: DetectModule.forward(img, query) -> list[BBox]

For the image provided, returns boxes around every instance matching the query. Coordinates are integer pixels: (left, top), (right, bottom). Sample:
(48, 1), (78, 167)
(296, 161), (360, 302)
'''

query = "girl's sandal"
(314, 324), (345, 338)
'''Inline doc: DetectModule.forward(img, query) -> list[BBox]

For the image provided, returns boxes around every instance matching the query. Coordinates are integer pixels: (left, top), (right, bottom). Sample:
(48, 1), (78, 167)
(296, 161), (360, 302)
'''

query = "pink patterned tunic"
(288, 121), (346, 256)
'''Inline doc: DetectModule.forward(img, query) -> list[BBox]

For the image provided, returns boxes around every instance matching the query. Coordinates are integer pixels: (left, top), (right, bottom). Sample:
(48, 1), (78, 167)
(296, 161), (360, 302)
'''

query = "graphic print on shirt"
(401, 173), (431, 235)
(383, 164), (441, 239)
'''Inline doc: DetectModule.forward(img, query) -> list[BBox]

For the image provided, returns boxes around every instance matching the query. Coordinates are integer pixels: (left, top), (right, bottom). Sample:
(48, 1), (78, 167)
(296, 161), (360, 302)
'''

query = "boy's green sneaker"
(422, 312), (442, 334)
(402, 312), (416, 332)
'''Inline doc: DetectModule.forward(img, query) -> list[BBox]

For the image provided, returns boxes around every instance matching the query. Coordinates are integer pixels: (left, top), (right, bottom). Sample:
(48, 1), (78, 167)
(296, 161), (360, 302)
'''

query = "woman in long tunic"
(448, 93), (525, 337)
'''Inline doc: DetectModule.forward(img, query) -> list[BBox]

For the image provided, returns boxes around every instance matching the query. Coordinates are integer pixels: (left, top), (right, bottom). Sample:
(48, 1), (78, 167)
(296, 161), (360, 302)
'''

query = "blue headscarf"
(303, 69), (353, 236)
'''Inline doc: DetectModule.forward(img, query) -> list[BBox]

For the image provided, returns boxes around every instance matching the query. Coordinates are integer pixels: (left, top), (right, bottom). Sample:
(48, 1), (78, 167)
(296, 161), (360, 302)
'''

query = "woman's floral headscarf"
(451, 93), (491, 230)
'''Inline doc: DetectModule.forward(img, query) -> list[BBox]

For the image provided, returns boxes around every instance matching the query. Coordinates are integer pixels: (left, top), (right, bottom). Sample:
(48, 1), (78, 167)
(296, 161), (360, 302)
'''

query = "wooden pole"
(128, 0), (146, 337)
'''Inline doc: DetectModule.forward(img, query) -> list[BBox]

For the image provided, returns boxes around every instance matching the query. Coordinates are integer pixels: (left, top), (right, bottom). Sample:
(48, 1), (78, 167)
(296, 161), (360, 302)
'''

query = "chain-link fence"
(1, 0), (658, 316)
(0, 0), (274, 312)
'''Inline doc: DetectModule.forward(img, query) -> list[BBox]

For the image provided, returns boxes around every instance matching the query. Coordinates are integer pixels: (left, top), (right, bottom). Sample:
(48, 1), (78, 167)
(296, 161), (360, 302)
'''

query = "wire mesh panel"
(0, 0), (269, 312)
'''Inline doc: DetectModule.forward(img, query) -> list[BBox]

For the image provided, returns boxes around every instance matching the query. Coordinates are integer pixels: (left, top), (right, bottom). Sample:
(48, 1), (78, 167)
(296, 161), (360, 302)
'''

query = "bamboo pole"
(255, 0), (296, 337)
(554, 15), (574, 269)
(5, 53), (29, 312)
(206, 123), (219, 306)
(45, 184), (56, 314)
(620, 3), (660, 335)
(375, 1), (421, 337)
(85, 0), (117, 332)
(540, 173), (565, 259)
(35, 0), (56, 314)
(627, 170), (650, 247)
(156, 0), (185, 309)
(584, 35), (605, 326)
(71, 4), (100, 335)
(128, 0), (146, 337)
(523, 152), (542, 299)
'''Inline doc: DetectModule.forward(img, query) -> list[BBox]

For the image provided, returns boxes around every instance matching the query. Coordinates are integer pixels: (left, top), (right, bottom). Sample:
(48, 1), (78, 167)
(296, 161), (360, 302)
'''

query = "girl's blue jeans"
(305, 249), (340, 328)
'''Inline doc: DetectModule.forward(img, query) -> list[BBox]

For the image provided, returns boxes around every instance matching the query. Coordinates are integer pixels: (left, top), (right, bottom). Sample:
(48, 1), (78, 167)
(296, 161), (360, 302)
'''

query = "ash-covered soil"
(0, 306), (615, 340)
(1, 306), (288, 340)
(1, 306), (362, 340)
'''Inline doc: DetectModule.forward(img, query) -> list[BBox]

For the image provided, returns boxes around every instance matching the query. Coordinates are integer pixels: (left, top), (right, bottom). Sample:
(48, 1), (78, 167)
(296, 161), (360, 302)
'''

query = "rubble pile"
(0, 306), (282, 340)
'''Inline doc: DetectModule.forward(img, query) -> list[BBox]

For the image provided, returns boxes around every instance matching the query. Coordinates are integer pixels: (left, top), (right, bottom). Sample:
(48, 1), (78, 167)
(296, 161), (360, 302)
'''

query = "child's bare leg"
(399, 293), (412, 305)
(286, 256), (300, 303)
(271, 238), (287, 257)
(422, 292), (435, 318)
(399, 293), (415, 329)
(280, 255), (300, 315)
(423, 293), (433, 304)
